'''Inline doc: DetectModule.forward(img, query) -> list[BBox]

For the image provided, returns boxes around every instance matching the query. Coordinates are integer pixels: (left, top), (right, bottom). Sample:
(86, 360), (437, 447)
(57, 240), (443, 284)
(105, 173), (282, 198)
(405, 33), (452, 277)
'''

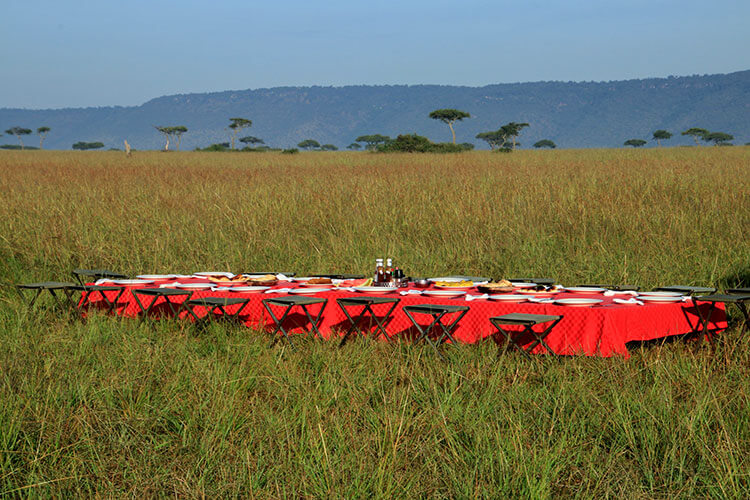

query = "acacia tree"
(702, 132), (733, 146)
(347, 143), (362, 150)
(37, 126), (51, 149)
(239, 136), (264, 148)
(624, 139), (647, 147)
(154, 126), (188, 151)
(355, 134), (390, 150)
(72, 141), (105, 150)
(5, 127), (32, 149)
(297, 139), (320, 150)
(652, 130), (672, 147)
(321, 144), (338, 151)
(228, 118), (252, 150)
(502, 122), (529, 150)
(428, 109), (471, 144)
(681, 128), (709, 146)
(533, 139), (556, 149)
(475, 130), (506, 150)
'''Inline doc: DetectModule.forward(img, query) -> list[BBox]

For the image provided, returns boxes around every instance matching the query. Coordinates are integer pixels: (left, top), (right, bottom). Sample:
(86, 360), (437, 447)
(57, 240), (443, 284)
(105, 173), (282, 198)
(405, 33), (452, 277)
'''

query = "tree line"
(624, 128), (735, 148)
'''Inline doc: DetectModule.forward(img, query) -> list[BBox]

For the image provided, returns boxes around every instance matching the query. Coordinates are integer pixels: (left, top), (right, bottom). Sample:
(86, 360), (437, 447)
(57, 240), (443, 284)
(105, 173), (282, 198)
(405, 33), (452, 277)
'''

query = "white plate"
(554, 298), (603, 307)
(288, 287), (332, 295)
(488, 294), (528, 302)
(637, 295), (684, 302)
(511, 282), (537, 289)
(434, 284), (475, 290)
(109, 279), (154, 285)
(173, 282), (214, 289)
(290, 277), (314, 282)
(215, 286), (270, 293)
(136, 274), (176, 280)
(564, 287), (607, 294)
(193, 271), (235, 278)
(353, 286), (398, 293)
(518, 289), (562, 295)
(638, 291), (683, 297)
(298, 282), (336, 288)
(422, 290), (467, 298)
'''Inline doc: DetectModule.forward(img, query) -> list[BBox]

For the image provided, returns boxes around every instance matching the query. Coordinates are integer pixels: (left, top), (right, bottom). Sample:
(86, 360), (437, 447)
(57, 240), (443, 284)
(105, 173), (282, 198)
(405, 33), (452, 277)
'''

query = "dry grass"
(0, 148), (748, 497)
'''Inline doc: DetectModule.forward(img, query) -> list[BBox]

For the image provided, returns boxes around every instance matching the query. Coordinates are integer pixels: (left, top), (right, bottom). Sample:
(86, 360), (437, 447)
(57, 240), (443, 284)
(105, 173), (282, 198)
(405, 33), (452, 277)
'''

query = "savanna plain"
(0, 148), (749, 497)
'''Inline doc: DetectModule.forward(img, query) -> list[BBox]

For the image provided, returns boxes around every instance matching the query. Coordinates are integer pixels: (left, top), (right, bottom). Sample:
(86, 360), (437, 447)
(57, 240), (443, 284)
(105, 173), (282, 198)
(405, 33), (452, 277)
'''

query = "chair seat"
(71, 284), (125, 292)
(727, 288), (750, 295)
(403, 303), (469, 314)
(655, 285), (717, 294)
(187, 297), (249, 307)
(265, 296), (326, 307)
(73, 269), (128, 279)
(18, 281), (76, 289)
(492, 313), (562, 325)
(337, 296), (399, 306)
(693, 294), (750, 303)
(134, 288), (192, 296)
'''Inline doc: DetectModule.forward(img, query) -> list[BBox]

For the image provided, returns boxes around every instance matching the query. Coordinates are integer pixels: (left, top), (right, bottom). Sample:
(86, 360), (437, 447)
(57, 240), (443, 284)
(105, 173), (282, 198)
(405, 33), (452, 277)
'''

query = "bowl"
(412, 279), (431, 289)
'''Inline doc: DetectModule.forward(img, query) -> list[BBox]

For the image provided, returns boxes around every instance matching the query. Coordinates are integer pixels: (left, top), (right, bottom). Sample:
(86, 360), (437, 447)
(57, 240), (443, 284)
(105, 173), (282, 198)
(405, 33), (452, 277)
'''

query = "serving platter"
(510, 282), (537, 289)
(434, 284), (475, 290)
(554, 298), (603, 307)
(173, 282), (214, 289)
(637, 295), (684, 302)
(637, 291), (683, 297)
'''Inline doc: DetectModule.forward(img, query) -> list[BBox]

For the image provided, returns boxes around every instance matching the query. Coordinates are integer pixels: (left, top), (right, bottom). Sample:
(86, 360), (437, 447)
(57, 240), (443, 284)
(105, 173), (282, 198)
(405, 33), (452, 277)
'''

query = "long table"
(83, 279), (727, 358)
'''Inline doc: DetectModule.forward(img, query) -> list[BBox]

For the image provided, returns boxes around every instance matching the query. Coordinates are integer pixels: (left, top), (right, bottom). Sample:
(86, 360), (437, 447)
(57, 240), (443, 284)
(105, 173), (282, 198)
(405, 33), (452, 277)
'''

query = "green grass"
(0, 148), (748, 497)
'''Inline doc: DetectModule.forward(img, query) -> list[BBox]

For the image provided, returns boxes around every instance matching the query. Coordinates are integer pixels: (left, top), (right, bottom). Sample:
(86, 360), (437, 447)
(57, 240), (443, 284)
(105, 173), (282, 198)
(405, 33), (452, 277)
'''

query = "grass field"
(0, 148), (749, 497)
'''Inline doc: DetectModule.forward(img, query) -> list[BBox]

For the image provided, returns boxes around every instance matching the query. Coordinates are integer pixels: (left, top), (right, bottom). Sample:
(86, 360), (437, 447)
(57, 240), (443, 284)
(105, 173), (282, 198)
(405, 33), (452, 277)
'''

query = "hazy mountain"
(1, 70), (749, 150)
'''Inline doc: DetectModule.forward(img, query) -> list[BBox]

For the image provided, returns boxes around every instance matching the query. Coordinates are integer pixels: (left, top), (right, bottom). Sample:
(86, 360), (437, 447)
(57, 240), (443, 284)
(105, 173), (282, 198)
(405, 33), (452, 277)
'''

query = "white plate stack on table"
(288, 288), (333, 295)
(636, 291), (686, 303)
(554, 298), (603, 307)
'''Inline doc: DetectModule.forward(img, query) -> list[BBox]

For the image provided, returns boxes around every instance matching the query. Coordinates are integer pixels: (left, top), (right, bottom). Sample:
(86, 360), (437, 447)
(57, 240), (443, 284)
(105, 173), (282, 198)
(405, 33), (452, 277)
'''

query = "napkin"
(276, 274), (290, 281)
(95, 278), (110, 285)
(613, 298), (644, 305)
(604, 290), (638, 297)
(528, 297), (555, 303)
(400, 290), (423, 296)
(265, 288), (291, 294)
(337, 287), (357, 292)
(465, 294), (489, 301)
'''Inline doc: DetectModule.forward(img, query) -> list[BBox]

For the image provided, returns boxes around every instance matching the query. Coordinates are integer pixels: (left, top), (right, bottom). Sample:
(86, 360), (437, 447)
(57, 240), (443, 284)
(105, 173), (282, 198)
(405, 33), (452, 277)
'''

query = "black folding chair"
(490, 313), (563, 359)
(132, 288), (193, 327)
(72, 269), (129, 286)
(16, 282), (79, 310)
(262, 296), (328, 349)
(578, 284), (640, 291)
(654, 285), (717, 296)
(692, 294), (750, 337)
(336, 296), (400, 346)
(403, 304), (469, 360)
(509, 278), (556, 286)
(184, 296), (251, 326)
(72, 284), (126, 315)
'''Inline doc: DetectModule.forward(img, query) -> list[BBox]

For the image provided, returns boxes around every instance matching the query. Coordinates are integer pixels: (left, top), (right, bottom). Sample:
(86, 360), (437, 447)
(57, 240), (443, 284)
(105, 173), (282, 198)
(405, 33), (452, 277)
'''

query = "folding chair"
(184, 296), (251, 326)
(692, 294), (750, 337)
(654, 285), (717, 296)
(402, 303), (469, 360)
(490, 313), (563, 359)
(72, 269), (128, 286)
(336, 296), (400, 346)
(132, 288), (193, 327)
(578, 284), (640, 291)
(262, 296), (328, 349)
(16, 282), (79, 310)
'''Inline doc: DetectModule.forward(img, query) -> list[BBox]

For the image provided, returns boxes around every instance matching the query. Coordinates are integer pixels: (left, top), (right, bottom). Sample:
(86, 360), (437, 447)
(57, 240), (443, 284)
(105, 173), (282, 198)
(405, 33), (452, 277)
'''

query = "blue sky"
(1, 0), (748, 109)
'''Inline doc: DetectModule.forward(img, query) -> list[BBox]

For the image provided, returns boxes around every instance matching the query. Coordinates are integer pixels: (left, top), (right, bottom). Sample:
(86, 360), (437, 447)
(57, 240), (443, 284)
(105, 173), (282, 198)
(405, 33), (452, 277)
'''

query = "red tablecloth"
(83, 279), (727, 358)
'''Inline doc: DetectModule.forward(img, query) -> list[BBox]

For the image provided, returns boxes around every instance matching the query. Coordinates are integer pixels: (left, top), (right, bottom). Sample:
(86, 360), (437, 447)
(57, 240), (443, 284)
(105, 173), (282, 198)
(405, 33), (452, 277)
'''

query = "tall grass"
(0, 148), (748, 497)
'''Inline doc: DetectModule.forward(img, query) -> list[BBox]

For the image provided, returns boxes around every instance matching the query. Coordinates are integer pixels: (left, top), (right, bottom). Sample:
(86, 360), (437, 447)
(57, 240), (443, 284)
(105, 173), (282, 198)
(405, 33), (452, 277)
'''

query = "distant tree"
(347, 142), (362, 150)
(154, 126), (188, 151)
(37, 126), (51, 149)
(459, 142), (475, 151)
(624, 139), (647, 147)
(228, 118), (252, 150)
(652, 130), (672, 147)
(533, 139), (556, 149)
(428, 109), (471, 144)
(681, 127), (709, 146)
(355, 134), (390, 150)
(702, 132), (733, 146)
(475, 130), (507, 150)
(239, 136), (264, 146)
(297, 139), (321, 150)
(320, 144), (338, 151)
(502, 122), (529, 150)
(5, 127), (32, 150)
(72, 141), (105, 150)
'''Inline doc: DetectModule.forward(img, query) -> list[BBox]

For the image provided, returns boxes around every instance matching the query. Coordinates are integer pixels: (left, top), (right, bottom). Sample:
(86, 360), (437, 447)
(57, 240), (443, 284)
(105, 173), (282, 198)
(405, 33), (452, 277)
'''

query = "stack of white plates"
(288, 288), (331, 295)
(554, 298), (603, 307)
(637, 291), (684, 302)
(423, 290), (466, 298)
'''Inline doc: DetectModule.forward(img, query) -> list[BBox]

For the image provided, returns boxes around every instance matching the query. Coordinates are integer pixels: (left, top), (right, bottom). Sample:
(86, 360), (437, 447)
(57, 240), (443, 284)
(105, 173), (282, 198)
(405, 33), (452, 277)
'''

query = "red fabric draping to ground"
(82, 279), (727, 358)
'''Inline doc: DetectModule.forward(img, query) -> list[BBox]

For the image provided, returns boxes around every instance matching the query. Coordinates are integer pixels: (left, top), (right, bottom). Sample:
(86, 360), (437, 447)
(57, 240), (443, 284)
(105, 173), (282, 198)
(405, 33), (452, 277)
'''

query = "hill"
(1, 70), (749, 150)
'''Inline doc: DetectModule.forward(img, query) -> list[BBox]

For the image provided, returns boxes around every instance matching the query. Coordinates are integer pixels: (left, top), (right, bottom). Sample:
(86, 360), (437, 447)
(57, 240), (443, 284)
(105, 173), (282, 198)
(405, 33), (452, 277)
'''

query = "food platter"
(554, 298), (603, 307)
(352, 286), (398, 294)
(564, 287), (607, 294)
(488, 294), (528, 302)
(288, 287), (332, 295)
(434, 284), (474, 290)
(109, 279), (155, 285)
(423, 290), (466, 298)
(637, 295), (684, 302)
